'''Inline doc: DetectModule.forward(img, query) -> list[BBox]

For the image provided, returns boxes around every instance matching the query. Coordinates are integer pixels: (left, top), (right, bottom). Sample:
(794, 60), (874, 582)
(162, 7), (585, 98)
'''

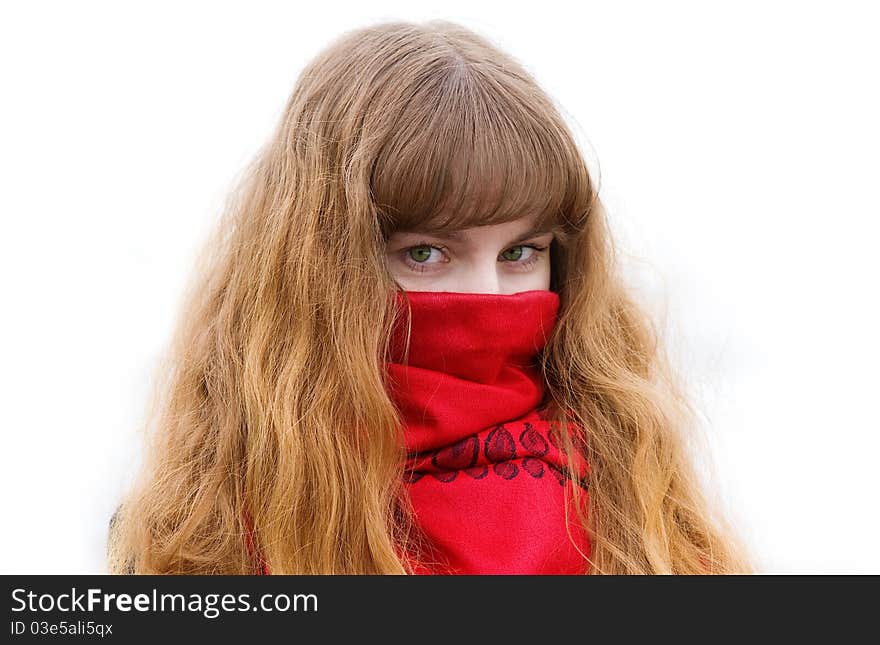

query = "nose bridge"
(461, 252), (502, 294)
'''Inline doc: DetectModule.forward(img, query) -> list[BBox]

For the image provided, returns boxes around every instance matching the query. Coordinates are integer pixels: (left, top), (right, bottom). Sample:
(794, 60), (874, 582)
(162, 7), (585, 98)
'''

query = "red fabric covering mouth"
(387, 289), (590, 575)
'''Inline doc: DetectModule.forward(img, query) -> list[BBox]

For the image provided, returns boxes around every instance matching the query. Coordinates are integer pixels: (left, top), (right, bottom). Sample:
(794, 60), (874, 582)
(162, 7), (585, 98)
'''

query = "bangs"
(369, 63), (588, 239)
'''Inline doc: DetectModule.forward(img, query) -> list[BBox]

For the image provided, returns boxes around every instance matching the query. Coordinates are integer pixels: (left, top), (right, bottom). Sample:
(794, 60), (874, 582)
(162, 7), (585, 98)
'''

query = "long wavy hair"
(107, 19), (754, 574)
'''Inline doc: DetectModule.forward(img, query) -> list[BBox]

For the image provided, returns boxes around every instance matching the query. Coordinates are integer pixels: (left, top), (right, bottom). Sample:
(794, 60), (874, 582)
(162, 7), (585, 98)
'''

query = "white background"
(1, 1), (877, 574)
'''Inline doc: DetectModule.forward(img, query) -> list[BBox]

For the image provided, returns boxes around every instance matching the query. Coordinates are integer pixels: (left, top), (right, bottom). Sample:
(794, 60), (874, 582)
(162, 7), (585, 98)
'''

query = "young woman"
(107, 19), (754, 574)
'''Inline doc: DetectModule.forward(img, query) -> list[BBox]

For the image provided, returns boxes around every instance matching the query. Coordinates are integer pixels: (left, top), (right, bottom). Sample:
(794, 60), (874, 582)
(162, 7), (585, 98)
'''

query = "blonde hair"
(108, 19), (754, 574)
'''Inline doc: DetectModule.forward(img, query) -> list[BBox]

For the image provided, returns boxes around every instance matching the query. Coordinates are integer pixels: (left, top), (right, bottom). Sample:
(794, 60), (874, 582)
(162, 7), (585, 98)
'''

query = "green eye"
(408, 246), (433, 262)
(501, 246), (524, 261)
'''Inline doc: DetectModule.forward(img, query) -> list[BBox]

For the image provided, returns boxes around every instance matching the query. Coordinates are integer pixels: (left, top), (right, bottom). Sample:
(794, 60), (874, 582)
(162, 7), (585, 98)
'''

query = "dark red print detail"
(403, 422), (588, 489)
(432, 434), (479, 470)
(522, 457), (545, 478)
(519, 423), (549, 456)
(485, 426), (516, 461)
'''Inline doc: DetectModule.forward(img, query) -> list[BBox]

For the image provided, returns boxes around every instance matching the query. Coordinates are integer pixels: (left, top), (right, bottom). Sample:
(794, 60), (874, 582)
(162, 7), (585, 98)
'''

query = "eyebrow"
(394, 223), (559, 244)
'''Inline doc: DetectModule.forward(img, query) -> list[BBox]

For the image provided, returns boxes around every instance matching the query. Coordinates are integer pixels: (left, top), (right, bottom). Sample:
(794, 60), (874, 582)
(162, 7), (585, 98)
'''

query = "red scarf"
(250, 289), (590, 575)
(387, 289), (590, 574)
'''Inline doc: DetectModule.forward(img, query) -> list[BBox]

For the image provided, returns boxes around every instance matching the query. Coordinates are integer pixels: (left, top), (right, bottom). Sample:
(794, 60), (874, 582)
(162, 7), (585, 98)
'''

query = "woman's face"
(385, 214), (555, 294)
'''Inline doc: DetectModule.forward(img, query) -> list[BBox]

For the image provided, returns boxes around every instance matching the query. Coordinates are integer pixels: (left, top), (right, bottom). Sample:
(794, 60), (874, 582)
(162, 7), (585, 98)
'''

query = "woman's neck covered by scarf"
(386, 289), (590, 575)
(249, 289), (590, 575)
